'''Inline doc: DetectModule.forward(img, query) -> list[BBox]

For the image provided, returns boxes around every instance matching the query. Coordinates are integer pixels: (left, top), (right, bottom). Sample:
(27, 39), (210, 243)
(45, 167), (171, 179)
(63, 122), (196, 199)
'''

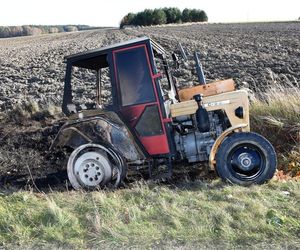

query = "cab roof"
(64, 36), (165, 70)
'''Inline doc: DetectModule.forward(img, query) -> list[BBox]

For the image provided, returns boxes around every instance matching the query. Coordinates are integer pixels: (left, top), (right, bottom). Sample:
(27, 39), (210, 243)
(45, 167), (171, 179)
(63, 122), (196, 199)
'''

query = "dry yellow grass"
(250, 84), (300, 176)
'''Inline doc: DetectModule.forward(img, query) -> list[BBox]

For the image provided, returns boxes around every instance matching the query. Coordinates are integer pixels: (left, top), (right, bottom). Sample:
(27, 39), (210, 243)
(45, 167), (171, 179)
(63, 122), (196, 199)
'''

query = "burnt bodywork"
(51, 110), (145, 162)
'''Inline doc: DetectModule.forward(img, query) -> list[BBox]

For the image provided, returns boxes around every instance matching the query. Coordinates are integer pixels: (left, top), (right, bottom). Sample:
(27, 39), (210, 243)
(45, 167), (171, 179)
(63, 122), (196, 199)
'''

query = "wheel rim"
(73, 151), (112, 187)
(227, 144), (266, 181)
(67, 144), (124, 189)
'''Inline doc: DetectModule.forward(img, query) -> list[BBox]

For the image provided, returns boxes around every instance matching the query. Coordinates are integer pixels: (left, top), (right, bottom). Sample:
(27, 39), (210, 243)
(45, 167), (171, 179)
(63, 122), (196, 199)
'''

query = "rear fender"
(50, 112), (145, 162)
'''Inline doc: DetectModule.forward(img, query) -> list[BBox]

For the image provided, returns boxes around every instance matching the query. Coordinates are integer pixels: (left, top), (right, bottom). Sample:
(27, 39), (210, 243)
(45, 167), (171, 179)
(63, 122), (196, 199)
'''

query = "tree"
(133, 12), (145, 26)
(63, 26), (78, 32)
(22, 25), (33, 36)
(0, 26), (10, 38)
(120, 13), (136, 27)
(193, 9), (208, 22)
(182, 8), (191, 23)
(49, 27), (59, 33)
(163, 7), (181, 23)
(190, 9), (200, 22)
(143, 9), (154, 26)
(152, 9), (167, 25)
(10, 26), (23, 37)
(120, 7), (207, 27)
(199, 10), (208, 22)
(134, 9), (154, 26)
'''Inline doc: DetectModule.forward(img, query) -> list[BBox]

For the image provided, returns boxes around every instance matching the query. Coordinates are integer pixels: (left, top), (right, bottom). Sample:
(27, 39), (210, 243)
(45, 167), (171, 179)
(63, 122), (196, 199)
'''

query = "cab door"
(113, 44), (170, 156)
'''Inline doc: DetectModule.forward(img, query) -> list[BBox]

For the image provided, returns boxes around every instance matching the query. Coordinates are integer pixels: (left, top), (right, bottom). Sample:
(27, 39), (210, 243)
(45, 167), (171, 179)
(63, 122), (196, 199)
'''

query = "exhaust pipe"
(178, 43), (188, 61)
(194, 52), (206, 85)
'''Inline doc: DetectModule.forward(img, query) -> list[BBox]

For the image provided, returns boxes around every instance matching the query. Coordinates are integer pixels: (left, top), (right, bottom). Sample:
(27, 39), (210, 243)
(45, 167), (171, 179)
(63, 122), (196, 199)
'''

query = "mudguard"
(50, 110), (145, 162)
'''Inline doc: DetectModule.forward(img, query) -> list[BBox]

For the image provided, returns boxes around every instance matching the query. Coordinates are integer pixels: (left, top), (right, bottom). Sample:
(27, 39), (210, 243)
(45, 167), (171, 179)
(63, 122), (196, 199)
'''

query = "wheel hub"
(67, 144), (126, 190)
(230, 147), (262, 177)
(77, 159), (104, 186)
(237, 153), (254, 171)
(73, 151), (112, 188)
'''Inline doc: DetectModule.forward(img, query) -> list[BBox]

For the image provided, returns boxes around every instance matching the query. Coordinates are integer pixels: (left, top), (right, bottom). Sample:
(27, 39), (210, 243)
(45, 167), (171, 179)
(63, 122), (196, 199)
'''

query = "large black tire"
(216, 132), (277, 185)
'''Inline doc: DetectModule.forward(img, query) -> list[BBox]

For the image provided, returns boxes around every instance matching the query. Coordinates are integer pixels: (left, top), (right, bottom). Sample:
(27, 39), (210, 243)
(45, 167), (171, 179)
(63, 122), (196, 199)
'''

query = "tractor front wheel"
(216, 132), (277, 185)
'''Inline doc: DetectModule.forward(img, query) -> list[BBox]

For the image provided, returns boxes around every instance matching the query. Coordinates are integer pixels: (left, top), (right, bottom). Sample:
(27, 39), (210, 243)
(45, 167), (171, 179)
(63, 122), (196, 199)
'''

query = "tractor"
(51, 37), (277, 189)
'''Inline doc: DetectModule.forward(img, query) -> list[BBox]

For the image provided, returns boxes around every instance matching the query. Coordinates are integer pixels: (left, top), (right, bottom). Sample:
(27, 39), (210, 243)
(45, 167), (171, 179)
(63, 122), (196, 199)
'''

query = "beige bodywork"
(170, 89), (250, 169)
(178, 79), (236, 101)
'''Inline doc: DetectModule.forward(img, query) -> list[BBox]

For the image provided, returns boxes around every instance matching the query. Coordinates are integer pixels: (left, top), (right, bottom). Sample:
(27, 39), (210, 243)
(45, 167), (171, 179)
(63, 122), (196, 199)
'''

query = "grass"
(0, 180), (299, 249)
(250, 84), (300, 133)
(250, 84), (300, 176)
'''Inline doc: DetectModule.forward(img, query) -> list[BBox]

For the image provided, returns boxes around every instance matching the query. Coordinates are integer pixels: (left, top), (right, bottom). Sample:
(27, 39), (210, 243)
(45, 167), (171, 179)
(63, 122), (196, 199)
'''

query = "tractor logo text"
(204, 100), (230, 108)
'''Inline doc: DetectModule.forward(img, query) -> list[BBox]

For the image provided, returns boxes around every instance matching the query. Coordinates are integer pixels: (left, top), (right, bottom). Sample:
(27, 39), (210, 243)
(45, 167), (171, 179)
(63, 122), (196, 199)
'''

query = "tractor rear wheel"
(67, 143), (127, 190)
(216, 132), (277, 185)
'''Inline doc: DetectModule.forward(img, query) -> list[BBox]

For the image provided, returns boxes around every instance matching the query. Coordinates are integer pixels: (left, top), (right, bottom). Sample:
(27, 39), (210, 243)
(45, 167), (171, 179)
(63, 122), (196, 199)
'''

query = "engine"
(174, 111), (225, 162)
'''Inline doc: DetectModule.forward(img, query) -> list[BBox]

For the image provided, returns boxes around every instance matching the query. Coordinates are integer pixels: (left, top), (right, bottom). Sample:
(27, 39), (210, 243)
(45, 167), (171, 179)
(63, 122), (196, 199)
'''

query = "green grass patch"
(0, 180), (299, 249)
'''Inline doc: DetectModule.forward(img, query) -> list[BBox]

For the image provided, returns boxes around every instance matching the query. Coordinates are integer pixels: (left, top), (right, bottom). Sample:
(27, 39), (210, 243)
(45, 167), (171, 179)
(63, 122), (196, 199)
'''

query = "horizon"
(0, 20), (299, 28)
(1, 0), (299, 27)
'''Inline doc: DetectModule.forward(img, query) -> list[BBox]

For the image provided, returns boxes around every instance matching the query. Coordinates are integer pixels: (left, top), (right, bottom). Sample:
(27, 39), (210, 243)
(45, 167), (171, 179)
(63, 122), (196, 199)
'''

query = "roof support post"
(96, 69), (102, 108)
(62, 63), (73, 115)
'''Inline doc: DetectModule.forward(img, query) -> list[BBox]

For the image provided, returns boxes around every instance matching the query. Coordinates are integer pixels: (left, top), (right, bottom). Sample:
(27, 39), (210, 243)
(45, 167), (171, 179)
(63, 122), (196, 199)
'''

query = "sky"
(1, 0), (299, 27)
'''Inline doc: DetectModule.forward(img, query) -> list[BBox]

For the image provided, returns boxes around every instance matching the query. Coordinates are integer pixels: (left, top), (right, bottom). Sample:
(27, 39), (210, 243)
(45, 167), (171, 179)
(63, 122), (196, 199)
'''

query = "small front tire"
(216, 132), (277, 185)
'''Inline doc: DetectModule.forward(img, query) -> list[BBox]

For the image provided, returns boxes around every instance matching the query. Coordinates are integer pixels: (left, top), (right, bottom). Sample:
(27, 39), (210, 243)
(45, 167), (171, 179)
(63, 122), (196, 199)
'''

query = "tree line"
(0, 25), (94, 38)
(120, 8), (208, 28)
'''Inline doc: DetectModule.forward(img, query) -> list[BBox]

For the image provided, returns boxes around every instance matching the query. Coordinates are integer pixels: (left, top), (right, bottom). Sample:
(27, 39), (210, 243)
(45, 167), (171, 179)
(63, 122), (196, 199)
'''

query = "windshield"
(153, 54), (178, 102)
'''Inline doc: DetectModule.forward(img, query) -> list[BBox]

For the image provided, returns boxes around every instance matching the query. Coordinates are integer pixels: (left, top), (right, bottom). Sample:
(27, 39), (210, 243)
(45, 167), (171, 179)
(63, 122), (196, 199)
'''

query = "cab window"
(115, 47), (156, 106)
